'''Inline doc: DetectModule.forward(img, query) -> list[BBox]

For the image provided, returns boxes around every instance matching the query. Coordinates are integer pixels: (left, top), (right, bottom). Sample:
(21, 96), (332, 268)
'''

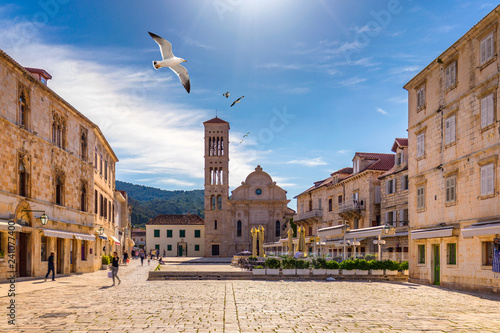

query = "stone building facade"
(146, 214), (204, 257)
(203, 117), (292, 257)
(0, 48), (127, 280)
(405, 5), (500, 294)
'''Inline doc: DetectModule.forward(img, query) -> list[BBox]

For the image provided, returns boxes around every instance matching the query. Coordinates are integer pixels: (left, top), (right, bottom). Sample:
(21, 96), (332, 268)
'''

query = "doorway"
(70, 239), (77, 273)
(16, 232), (30, 277)
(57, 238), (64, 274)
(212, 244), (220, 256)
(177, 244), (186, 257)
(433, 244), (440, 285)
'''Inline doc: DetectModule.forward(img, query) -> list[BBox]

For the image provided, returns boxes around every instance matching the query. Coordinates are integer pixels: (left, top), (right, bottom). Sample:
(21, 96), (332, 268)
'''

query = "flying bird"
(223, 92), (230, 98)
(148, 31), (190, 93)
(239, 132), (250, 144)
(230, 96), (244, 107)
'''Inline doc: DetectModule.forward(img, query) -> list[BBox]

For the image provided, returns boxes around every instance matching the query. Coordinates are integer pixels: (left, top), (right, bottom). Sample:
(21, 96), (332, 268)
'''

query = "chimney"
(24, 67), (52, 86)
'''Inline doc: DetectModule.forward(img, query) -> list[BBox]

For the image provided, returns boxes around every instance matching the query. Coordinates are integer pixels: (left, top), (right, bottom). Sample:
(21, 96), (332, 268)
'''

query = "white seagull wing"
(170, 63), (190, 93)
(148, 32), (174, 60)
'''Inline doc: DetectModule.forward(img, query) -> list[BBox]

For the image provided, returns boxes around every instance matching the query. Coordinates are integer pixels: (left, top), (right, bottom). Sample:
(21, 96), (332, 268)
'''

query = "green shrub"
(399, 261), (409, 271)
(282, 257), (296, 269)
(325, 260), (340, 269)
(382, 260), (400, 271)
(248, 256), (257, 262)
(101, 255), (110, 265)
(368, 260), (382, 270)
(254, 265), (264, 269)
(296, 259), (310, 269)
(332, 256), (343, 262)
(0, 250), (5, 257)
(354, 259), (370, 270)
(365, 254), (376, 261)
(339, 259), (356, 270)
(312, 258), (327, 269)
(265, 258), (281, 269)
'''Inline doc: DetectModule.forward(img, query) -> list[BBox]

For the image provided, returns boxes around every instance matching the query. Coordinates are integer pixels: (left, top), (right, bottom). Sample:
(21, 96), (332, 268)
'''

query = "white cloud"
(286, 157), (327, 167)
(376, 107), (388, 115)
(338, 77), (366, 87)
(0, 16), (261, 190)
(336, 149), (350, 155)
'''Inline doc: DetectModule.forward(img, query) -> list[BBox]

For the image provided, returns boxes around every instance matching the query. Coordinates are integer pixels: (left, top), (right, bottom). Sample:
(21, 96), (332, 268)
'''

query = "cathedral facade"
(203, 117), (292, 257)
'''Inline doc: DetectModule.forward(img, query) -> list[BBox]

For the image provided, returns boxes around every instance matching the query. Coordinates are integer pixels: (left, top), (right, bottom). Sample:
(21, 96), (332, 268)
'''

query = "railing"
(293, 209), (323, 222)
(338, 199), (364, 213)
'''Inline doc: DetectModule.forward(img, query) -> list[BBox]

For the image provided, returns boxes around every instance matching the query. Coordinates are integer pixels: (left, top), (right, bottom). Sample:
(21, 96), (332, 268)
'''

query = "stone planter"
(402, 270), (409, 275)
(266, 268), (280, 275)
(326, 269), (340, 275)
(371, 269), (384, 275)
(356, 269), (369, 275)
(296, 268), (310, 275)
(282, 268), (296, 275)
(312, 268), (327, 275)
(342, 269), (355, 275)
(385, 270), (399, 275)
(252, 268), (266, 275)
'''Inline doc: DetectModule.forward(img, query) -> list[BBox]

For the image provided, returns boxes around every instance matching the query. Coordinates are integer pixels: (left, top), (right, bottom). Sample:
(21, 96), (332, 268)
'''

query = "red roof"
(331, 167), (353, 176)
(204, 117), (229, 124)
(24, 67), (52, 80)
(365, 153), (395, 171)
(146, 214), (204, 225)
(391, 138), (408, 152)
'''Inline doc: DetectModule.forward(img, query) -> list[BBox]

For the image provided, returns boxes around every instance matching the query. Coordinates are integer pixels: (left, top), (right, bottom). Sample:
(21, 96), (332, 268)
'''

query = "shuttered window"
(401, 175), (409, 190)
(195, 230), (201, 238)
(480, 93), (494, 128)
(417, 86), (425, 109)
(445, 176), (456, 203)
(417, 133), (425, 158)
(167, 230), (172, 238)
(445, 61), (457, 89)
(480, 32), (494, 64)
(179, 230), (186, 238)
(417, 186), (425, 210)
(444, 115), (456, 145)
(480, 164), (494, 196)
(154, 230), (160, 237)
(195, 245), (200, 251)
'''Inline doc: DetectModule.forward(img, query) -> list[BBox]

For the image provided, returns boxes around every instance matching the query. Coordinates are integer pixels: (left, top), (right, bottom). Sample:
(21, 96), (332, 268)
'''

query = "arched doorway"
(14, 201), (33, 277)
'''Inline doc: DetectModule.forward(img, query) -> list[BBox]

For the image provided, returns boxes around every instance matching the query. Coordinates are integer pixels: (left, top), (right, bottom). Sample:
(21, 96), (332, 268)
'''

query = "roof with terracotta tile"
(146, 214), (204, 225)
(204, 117), (229, 124)
(391, 138), (408, 152)
(331, 167), (353, 176)
(363, 153), (395, 171)
(379, 165), (408, 179)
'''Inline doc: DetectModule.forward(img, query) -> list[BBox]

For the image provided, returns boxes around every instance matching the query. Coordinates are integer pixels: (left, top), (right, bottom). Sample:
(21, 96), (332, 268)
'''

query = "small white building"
(146, 214), (205, 257)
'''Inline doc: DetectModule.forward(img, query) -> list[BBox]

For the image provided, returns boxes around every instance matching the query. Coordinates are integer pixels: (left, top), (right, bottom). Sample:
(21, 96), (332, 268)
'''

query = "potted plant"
(355, 259), (370, 275)
(383, 260), (400, 275)
(252, 265), (266, 275)
(369, 260), (384, 275)
(325, 260), (340, 275)
(312, 258), (327, 275)
(281, 257), (296, 275)
(296, 259), (310, 275)
(340, 259), (356, 275)
(265, 258), (281, 275)
(101, 255), (110, 270)
(399, 261), (409, 275)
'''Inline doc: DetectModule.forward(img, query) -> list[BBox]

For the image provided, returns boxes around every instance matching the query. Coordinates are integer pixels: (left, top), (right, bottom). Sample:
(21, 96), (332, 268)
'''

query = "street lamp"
(39, 213), (49, 225)
(383, 223), (392, 234)
(99, 226), (104, 235)
(21, 209), (49, 226)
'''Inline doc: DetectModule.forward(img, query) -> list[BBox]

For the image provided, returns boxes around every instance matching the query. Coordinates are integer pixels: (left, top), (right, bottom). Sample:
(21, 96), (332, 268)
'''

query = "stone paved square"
(1, 260), (500, 332)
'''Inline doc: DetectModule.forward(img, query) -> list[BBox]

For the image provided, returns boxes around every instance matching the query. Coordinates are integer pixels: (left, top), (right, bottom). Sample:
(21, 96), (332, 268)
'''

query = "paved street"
(1, 259), (500, 332)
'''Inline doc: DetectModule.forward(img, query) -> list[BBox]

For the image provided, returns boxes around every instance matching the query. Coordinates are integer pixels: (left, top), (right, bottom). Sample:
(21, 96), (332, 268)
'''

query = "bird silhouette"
(230, 96), (244, 107)
(223, 92), (230, 98)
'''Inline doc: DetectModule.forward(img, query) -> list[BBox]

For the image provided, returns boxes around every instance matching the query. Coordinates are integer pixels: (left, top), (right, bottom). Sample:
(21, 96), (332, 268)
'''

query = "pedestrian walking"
(110, 251), (121, 286)
(123, 251), (129, 265)
(140, 250), (145, 266)
(44, 252), (55, 281)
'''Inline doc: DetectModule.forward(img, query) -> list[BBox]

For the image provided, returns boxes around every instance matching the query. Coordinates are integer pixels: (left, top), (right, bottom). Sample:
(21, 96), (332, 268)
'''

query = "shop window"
(482, 241), (493, 266)
(447, 243), (456, 265)
(418, 244), (425, 264)
(41, 236), (47, 261)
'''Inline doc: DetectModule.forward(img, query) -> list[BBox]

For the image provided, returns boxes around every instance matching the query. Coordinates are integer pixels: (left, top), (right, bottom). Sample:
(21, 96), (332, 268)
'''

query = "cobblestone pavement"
(2, 259), (500, 332)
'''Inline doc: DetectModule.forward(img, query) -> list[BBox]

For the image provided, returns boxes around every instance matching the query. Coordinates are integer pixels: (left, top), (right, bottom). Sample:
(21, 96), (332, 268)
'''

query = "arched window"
(217, 195), (222, 210)
(80, 183), (86, 212)
(19, 159), (27, 197)
(214, 220), (218, 230)
(237, 220), (242, 237)
(275, 220), (280, 237)
(211, 195), (216, 210)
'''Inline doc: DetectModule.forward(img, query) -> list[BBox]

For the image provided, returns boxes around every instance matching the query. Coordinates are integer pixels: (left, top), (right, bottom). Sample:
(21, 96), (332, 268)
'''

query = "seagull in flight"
(230, 96), (244, 107)
(149, 31), (190, 93)
(239, 132), (250, 144)
(223, 92), (230, 98)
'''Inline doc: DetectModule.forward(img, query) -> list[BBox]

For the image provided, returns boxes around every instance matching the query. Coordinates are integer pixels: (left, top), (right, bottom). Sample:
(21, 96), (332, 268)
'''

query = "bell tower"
(203, 117), (231, 256)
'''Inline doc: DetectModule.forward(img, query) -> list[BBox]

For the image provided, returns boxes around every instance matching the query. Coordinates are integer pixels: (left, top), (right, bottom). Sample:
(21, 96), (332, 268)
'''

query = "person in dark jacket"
(111, 251), (121, 286)
(44, 252), (55, 281)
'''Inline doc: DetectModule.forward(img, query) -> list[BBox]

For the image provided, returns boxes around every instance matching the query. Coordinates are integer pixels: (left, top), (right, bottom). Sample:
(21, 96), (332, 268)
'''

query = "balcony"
(293, 209), (323, 223)
(338, 199), (364, 218)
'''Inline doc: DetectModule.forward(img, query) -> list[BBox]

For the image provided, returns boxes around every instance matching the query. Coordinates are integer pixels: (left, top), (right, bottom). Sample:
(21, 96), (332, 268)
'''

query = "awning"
(345, 225), (392, 239)
(324, 240), (345, 247)
(263, 242), (282, 248)
(0, 220), (23, 232)
(382, 231), (408, 238)
(461, 222), (500, 237)
(42, 229), (74, 239)
(99, 233), (108, 240)
(110, 235), (121, 245)
(318, 224), (347, 238)
(73, 232), (96, 242)
(411, 227), (454, 240)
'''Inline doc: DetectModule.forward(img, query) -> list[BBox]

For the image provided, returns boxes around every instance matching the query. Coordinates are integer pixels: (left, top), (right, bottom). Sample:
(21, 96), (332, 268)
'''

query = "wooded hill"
(116, 180), (204, 228)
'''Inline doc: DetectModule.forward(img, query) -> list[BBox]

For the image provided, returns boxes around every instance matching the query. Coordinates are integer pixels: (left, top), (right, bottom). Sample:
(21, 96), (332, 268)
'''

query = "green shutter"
(154, 230), (160, 237)
(180, 230), (185, 238)
(167, 230), (172, 238)
(167, 245), (172, 251)
(195, 245), (200, 251)
(195, 230), (201, 238)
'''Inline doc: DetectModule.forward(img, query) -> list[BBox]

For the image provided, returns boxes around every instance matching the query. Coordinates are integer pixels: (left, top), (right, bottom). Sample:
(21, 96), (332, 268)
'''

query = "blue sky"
(0, 0), (497, 208)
